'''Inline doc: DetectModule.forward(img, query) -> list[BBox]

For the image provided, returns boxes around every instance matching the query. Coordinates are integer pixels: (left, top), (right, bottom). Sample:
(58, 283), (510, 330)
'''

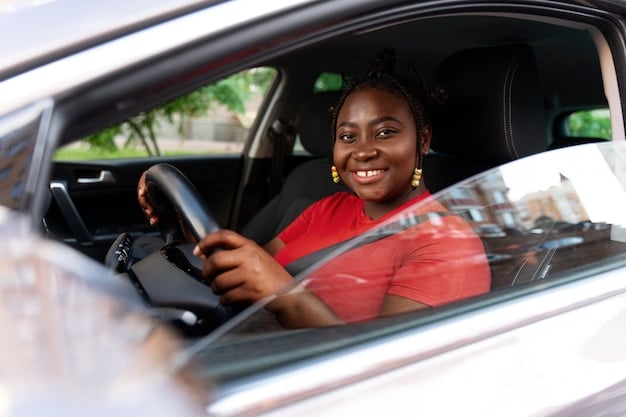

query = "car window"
(0, 101), (53, 211)
(313, 72), (343, 93)
(53, 67), (277, 160)
(288, 142), (626, 296)
(199, 141), (626, 380)
(565, 108), (611, 139)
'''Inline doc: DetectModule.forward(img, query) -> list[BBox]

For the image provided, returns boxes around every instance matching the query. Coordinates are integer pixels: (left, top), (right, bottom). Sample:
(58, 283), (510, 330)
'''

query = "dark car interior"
(242, 41), (548, 239)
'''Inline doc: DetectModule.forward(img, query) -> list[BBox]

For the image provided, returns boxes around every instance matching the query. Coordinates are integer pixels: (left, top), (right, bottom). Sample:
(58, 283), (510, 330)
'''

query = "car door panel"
(45, 155), (246, 262)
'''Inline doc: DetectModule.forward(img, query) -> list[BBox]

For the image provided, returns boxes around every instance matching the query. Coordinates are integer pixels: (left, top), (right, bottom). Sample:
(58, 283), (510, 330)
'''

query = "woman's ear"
(421, 125), (432, 155)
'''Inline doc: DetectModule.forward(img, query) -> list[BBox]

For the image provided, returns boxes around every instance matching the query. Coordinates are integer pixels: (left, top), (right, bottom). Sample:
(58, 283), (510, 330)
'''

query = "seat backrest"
(423, 44), (549, 288)
(424, 44), (547, 193)
(241, 91), (349, 244)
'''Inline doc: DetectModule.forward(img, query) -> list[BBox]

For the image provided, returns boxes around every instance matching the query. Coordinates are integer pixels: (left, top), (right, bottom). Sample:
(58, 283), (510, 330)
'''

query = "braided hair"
(330, 49), (430, 166)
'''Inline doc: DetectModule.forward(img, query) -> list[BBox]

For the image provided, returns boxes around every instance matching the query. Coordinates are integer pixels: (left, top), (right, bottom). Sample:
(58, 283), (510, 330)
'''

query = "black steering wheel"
(115, 163), (238, 336)
(144, 163), (220, 245)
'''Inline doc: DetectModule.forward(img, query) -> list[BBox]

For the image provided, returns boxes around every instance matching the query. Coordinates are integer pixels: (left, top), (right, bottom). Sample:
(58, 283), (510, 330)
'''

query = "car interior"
(39, 7), (624, 342)
(241, 41), (549, 269)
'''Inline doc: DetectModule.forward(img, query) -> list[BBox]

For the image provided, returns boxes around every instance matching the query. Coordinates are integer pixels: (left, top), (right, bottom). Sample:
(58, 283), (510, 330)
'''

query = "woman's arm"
(264, 238), (343, 327)
(266, 286), (343, 329)
(263, 237), (285, 256)
(379, 294), (429, 317)
(194, 230), (342, 329)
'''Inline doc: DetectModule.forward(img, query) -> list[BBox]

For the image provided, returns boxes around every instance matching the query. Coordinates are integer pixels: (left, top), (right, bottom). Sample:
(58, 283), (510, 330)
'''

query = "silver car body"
(2, 1), (626, 416)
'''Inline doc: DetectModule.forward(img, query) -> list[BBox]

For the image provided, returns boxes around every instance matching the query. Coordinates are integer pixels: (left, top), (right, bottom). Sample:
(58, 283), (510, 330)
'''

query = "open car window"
(53, 67), (277, 161)
(190, 141), (626, 382)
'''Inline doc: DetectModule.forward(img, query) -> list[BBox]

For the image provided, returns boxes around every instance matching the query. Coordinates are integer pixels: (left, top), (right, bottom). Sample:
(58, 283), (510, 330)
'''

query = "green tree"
(83, 67), (275, 155)
(314, 72), (343, 92)
(566, 108), (611, 139)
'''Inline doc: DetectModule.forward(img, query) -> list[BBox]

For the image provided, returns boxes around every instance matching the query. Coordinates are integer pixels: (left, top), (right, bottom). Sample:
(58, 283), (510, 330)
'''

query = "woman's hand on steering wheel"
(193, 230), (296, 305)
(137, 171), (159, 226)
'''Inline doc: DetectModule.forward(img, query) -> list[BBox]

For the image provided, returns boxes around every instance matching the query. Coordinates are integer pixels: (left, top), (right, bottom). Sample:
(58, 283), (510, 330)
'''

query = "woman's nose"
(353, 141), (378, 160)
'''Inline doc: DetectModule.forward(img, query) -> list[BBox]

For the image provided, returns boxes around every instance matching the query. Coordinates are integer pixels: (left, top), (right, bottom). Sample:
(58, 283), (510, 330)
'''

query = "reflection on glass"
(190, 141), (626, 386)
(0, 103), (44, 211)
(461, 142), (626, 289)
(231, 141), (626, 330)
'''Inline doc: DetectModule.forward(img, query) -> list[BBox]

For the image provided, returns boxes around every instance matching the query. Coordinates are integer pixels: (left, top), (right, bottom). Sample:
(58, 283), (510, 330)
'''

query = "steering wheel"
(144, 163), (220, 245)
(113, 163), (238, 336)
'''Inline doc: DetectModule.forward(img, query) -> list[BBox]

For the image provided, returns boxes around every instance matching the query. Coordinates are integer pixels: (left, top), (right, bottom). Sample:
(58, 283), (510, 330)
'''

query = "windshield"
(185, 141), (626, 380)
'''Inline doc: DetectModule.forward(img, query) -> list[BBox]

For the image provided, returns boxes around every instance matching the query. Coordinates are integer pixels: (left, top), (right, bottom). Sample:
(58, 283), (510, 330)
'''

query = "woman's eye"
(338, 133), (356, 142)
(377, 128), (396, 138)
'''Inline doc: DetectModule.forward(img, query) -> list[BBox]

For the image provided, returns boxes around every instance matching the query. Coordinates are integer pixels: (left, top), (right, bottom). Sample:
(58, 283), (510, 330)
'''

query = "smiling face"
(333, 85), (431, 219)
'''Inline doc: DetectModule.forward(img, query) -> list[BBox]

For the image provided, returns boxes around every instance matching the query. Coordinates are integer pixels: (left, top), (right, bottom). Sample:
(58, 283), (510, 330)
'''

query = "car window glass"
(313, 72), (343, 93)
(198, 141), (626, 379)
(53, 67), (277, 160)
(0, 101), (53, 211)
(564, 108), (611, 140)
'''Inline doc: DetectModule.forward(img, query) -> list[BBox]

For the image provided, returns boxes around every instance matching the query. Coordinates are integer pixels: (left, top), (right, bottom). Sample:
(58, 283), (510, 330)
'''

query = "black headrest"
(297, 91), (340, 157)
(429, 44), (546, 163)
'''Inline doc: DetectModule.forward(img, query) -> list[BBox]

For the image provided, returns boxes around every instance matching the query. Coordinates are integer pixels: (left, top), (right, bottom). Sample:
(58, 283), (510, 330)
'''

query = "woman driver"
(139, 50), (491, 329)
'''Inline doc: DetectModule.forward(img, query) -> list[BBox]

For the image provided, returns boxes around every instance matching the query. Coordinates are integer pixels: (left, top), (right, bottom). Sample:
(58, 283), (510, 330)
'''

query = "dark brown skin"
(139, 86), (433, 328)
(137, 170), (158, 226)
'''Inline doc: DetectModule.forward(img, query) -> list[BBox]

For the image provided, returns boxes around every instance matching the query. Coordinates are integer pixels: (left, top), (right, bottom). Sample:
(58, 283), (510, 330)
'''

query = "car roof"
(0, 0), (224, 80)
(3, 0), (611, 83)
(1, 0), (620, 141)
(0, 0), (334, 117)
(0, 0), (618, 103)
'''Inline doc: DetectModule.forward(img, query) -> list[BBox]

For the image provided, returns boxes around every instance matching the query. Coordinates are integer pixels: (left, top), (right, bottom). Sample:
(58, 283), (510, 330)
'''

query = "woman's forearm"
(265, 286), (344, 329)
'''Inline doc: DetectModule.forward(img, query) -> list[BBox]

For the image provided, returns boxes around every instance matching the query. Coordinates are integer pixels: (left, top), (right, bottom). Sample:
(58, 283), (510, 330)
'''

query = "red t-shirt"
(276, 192), (491, 323)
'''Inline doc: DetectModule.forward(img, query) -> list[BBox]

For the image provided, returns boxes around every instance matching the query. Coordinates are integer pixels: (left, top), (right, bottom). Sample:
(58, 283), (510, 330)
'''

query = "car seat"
(424, 43), (547, 192)
(241, 91), (350, 245)
(426, 44), (551, 288)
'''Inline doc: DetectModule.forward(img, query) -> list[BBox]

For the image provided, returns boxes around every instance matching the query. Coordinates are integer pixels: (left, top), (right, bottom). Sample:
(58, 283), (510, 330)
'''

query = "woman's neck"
(363, 185), (428, 221)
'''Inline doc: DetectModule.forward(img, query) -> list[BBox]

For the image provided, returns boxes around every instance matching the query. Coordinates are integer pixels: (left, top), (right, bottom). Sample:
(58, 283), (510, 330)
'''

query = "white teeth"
(356, 170), (383, 177)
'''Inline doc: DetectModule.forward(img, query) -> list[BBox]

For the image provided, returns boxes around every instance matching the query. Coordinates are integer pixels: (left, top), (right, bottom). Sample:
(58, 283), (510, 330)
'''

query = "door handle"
(77, 170), (116, 185)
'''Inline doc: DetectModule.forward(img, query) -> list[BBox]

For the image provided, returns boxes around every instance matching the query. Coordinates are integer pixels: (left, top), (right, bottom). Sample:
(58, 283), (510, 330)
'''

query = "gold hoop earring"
(411, 167), (422, 188)
(331, 165), (341, 184)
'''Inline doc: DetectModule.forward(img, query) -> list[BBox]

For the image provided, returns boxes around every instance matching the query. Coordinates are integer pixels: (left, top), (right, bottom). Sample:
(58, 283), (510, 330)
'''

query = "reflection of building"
(516, 174), (589, 228)
(442, 170), (523, 229)
(477, 171), (520, 227)
(442, 170), (589, 231)
(444, 187), (486, 222)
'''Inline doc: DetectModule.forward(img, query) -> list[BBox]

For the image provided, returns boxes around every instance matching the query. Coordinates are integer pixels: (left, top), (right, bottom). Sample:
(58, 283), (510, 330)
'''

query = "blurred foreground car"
(0, 208), (203, 416)
(2, 0), (626, 416)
